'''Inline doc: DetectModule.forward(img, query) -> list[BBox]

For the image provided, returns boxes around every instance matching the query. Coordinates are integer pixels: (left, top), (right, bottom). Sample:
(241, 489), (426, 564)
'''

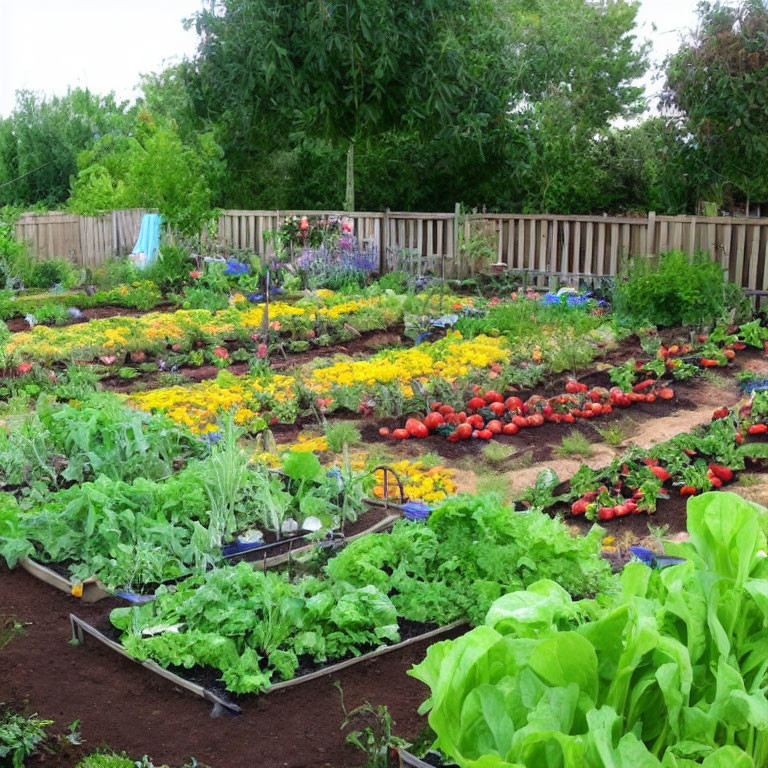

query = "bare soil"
(0, 564), (453, 768)
(6, 304), (175, 333)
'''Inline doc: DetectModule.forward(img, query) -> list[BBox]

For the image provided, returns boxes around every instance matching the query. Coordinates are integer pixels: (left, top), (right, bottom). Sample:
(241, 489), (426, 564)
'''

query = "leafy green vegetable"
(411, 492), (768, 767)
(327, 494), (613, 626)
(112, 563), (399, 694)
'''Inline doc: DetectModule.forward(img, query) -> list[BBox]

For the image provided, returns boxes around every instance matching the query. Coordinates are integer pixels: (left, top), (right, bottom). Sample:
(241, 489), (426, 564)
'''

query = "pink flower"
(213, 347), (229, 359)
(257, 343), (268, 358)
(300, 216), (310, 231)
(490, 297), (500, 306)
(17, 363), (32, 374)
(269, 321), (281, 331)
(308, 330), (316, 338)
(341, 219), (353, 234)
(189, 270), (202, 279)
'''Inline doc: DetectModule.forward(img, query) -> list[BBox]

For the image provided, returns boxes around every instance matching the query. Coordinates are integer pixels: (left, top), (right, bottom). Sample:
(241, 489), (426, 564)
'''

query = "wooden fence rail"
(14, 209), (148, 268)
(13, 208), (768, 294)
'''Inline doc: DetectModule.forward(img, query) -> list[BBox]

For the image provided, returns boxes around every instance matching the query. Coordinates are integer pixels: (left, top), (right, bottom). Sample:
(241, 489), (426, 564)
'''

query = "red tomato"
(527, 414), (544, 427)
(411, 423), (429, 439)
(423, 412), (445, 431)
(565, 380), (582, 394)
(467, 414), (485, 429)
(455, 424), (473, 440)
(379, 427), (390, 437)
(512, 415), (528, 428)
(598, 507), (615, 521)
(392, 429), (409, 440)
(467, 397), (487, 411)
(486, 420), (503, 434)
(489, 402), (506, 417)
(431, 402), (443, 412)
(405, 418), (422, 436)
(484, 390), (503, 403)
(439, 404), (455, 417)
(502, 423), (519, 435)
(505, 396), (523, 412)
(477, 429), (493, 440)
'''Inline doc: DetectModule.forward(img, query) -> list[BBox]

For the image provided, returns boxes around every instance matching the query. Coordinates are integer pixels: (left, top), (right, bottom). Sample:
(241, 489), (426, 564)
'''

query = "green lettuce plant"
(410, 492), (768, 767)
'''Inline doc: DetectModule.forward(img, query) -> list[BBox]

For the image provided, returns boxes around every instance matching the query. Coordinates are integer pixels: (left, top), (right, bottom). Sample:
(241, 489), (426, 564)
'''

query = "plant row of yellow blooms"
(128, 333), (510, 432)
(3, 291), (473, 365)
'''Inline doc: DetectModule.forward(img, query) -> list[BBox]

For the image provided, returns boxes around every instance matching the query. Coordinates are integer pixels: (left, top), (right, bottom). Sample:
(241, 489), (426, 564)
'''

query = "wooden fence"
(14, 209), (147, 268)
(14, 208), (768, 294)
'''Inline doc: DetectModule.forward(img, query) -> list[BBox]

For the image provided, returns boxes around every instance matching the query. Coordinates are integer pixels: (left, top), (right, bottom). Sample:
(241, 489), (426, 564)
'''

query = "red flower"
(257, 343), (268, 358)
(16, 363), (32, 374)
(269, 320), (281, 331)
(300, 216), (310, 231)
(189, 270), (202, 279)
(213, 347), (228, 359)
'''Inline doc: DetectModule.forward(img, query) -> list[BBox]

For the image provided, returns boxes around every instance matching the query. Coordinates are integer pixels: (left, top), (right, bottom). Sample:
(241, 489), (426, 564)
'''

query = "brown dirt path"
(0, 565), (450, 768)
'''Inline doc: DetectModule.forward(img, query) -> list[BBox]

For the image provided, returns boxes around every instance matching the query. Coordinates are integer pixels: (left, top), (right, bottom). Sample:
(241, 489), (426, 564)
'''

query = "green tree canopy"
(664, 0), (768, 211)
(0, 89), (134, 207)
(185, 0), (513, 209)
(67, 111), (223, 234)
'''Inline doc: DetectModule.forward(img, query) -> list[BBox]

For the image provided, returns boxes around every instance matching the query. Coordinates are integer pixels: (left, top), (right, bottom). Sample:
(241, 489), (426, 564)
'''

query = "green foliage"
(188, 0), (512, 208)
(111, 563), (400, 693)
(0, 708), (52, 768)
(326, 494), (612, 626)
(324, 422), (361, 453)
(614, 251), (732, 328)
(555, 430), (594, 458)
(0, 89), (134, 208)
(144, 244), (192, 294)
(411, 492), (768, 768)
(68, 113), (220, 234)
(27, 258), (79, 290)
(664, 1), (768, 209)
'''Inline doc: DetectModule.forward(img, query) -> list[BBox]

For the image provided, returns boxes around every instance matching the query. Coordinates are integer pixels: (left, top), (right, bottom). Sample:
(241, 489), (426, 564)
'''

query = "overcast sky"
(0, 0), (702, 118)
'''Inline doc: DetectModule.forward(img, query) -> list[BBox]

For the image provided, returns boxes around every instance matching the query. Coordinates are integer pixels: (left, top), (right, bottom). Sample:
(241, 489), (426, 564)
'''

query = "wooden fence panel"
(12, 208), (768, 293)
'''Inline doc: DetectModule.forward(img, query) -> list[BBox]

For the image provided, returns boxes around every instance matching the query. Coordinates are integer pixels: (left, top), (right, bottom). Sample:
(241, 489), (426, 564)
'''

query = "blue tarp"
(131, 213), (163, 269)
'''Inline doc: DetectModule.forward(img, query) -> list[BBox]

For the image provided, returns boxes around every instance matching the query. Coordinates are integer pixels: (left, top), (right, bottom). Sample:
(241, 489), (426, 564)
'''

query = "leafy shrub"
(614, 250), (733, 327)
(325, 422), (361, 453)
(144, 244), (192, 293)
(93, 255), (139, 289)
(176, 286), (230, 312)
(0, 709), (52, 768)
(376, 270), (409, 293)
(29, 301), (71, 326)
(27, 258), (79, 290)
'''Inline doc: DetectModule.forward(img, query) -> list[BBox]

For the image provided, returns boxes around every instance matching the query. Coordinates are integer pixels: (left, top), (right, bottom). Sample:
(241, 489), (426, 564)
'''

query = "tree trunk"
(345, 140), (355, 211)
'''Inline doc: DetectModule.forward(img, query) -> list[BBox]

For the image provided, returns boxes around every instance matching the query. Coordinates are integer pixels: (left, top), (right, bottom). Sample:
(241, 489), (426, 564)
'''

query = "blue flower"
(223, 259), (249, 276)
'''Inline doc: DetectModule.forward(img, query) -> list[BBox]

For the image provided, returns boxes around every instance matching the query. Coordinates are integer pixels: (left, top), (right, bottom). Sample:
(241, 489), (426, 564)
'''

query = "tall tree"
(664, 0), (768, 212)
(186, 0), (512, 209)
(0, 89), (134, 207)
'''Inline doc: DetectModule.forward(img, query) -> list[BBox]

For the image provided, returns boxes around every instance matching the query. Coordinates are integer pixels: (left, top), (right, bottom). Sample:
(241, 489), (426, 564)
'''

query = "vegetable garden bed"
(18, 505), (401, 603)
(68, 611), (465, 715)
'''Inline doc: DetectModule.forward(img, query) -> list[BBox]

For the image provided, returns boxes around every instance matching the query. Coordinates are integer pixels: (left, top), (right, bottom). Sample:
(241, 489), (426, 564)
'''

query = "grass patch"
(738, 473), (762, 488)
(482, 442), (514, 466)
(596, 424), (626, 447)
(555, 430), (594, 458)
(701, 368), (733, 390)
(324, 421), (361, 453)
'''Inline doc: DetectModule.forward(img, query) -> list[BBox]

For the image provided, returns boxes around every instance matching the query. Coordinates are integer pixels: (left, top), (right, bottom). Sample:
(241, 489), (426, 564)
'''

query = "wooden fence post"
(453, 204), (460, 278)
(647, 211), (656, 256)
(381, 208), (390, 273)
